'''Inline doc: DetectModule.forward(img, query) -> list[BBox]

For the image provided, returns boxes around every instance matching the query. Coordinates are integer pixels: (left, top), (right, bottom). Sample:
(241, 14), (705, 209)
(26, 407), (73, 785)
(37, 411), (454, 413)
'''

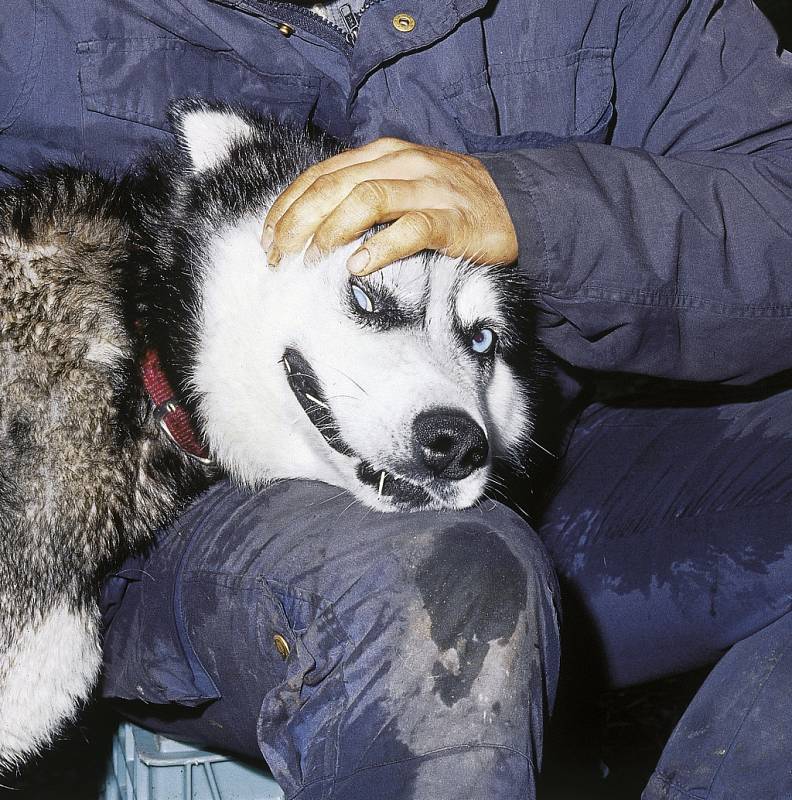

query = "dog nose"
(412, 410), (489, 480)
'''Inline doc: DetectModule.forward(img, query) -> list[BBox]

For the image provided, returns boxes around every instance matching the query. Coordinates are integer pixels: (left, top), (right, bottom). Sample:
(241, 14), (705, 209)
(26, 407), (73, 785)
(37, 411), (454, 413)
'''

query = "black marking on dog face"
(449, 265), (535, 364)
(446, 271), (502, 367)
(415, 524), (527, 707)
(346, 277), (423, 331)
(282, 347), (356, 458)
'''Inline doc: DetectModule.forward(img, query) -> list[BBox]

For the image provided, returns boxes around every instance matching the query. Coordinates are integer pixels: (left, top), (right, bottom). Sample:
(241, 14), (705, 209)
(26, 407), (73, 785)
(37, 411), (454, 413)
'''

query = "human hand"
(260, 137), (518, 276)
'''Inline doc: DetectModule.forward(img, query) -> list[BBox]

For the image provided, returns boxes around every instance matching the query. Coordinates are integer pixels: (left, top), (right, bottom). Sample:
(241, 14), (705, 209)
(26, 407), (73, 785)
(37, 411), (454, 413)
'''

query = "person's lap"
(100, 384), (792, 798)
(100, 480), (560, 799)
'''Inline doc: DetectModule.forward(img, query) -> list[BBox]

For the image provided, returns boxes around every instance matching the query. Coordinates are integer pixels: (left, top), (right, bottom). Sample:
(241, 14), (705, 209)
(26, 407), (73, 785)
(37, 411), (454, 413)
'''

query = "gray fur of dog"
(0, 170), (209, 769)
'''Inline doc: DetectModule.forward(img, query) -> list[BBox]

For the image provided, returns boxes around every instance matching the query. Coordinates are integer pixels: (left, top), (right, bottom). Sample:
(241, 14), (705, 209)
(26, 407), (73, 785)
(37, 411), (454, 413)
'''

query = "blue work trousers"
(100, 385), (792, 799)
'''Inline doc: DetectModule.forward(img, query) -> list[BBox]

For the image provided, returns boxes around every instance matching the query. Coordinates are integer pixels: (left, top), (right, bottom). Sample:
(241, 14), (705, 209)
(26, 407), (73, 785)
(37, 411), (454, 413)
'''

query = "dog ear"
(169, 100), (254, 172)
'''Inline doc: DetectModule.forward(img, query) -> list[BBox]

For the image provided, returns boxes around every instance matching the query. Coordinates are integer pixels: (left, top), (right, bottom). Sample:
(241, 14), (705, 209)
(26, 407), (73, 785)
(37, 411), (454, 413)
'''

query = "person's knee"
(164, 481), (561, 715)
(329, 501), (561, 715)
(408, 509), (558, 703)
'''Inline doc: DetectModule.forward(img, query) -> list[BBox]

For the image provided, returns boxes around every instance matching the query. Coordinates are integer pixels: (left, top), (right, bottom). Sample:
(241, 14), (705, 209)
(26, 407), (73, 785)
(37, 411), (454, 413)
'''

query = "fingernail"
(267, 245), (281, 267)
(304, 243), (321, 265)
(261, 225), (274, 250)
(347, 249), (370, 274)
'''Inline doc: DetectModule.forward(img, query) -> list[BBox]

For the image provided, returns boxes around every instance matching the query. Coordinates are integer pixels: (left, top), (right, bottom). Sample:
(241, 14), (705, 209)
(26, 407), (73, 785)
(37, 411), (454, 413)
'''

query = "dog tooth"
(283, 357), (292, 374)
(378, 471), (386, 496)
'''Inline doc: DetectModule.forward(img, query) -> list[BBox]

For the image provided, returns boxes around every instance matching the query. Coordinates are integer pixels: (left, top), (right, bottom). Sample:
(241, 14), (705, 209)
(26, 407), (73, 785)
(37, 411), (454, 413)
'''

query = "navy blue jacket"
(2, 0), (791, 383)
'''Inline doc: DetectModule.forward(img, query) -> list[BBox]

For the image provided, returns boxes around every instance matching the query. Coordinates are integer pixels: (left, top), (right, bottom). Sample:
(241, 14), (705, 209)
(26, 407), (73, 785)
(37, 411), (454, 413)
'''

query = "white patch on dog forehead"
(454, 267), (504, 327)
(177, 109), (254, 172)
(424, 257), (456, 329)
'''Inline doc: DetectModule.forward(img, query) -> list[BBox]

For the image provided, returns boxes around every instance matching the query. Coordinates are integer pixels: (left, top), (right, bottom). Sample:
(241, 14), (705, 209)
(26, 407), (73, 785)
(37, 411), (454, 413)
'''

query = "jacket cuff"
(476, 151), (549, 286)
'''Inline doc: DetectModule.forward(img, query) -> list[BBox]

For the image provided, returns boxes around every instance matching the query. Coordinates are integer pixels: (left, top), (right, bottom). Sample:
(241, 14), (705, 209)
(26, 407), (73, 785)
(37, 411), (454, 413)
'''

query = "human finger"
(345, 209), (460, 276)
(267, 156), (415, 263)
(261, 137), (410, 251)
(306, 179), (434, 262)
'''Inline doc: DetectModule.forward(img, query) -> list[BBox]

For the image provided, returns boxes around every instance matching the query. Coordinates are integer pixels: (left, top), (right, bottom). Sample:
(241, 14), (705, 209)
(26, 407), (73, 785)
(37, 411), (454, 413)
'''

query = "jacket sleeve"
(480, 0), (792, 384)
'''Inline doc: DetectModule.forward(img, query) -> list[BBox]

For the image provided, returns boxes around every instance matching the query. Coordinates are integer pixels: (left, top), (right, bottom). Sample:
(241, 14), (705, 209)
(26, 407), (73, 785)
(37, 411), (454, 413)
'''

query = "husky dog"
(0, 100), (541, 769)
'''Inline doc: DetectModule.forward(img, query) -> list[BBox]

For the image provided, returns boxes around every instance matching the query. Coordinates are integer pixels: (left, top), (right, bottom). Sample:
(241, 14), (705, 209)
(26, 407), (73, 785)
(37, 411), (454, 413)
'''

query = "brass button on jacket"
(272, 633), (291, 659)
(277, 22), (294, 37)
(392, 13), (416, 33)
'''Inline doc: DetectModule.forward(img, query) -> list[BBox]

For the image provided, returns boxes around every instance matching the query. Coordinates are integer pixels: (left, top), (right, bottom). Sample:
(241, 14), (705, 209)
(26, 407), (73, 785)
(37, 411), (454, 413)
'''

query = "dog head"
(143, 101), (542, 511)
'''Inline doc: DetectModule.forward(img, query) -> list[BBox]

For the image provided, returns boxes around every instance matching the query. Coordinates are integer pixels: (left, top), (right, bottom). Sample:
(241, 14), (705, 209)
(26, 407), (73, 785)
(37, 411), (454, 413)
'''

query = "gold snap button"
(277, 22), (294, 37)
(392, 13), (416, 33)
(273, 633), (291, 659)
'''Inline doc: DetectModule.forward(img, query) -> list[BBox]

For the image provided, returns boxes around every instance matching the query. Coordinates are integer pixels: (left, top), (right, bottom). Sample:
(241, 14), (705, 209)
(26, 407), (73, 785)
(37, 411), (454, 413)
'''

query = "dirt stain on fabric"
(415, 523), (527, 707)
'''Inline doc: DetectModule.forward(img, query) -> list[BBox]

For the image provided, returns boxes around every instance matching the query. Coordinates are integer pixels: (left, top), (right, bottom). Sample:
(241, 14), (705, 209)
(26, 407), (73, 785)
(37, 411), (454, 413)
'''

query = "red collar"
(140, 348), (211, 464)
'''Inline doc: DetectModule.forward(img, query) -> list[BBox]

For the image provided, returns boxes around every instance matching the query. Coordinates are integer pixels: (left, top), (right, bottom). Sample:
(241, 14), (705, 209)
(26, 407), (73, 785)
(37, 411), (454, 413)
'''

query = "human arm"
(264, 0), (792, 385)
(478, 0), (792, 384)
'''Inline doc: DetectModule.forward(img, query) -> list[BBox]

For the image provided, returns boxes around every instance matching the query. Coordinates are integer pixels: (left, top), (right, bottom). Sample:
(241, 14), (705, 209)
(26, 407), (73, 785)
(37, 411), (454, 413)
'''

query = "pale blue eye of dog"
(352, 284), (374, 313)
(471, 328), (496, 354)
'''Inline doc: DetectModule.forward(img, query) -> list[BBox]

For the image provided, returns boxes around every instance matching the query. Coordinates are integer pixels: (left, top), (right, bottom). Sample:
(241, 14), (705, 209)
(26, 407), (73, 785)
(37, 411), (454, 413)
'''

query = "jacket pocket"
(444, 47), (614, 148)
(0, 0), (47, 131)
(77, 37), (320, 134)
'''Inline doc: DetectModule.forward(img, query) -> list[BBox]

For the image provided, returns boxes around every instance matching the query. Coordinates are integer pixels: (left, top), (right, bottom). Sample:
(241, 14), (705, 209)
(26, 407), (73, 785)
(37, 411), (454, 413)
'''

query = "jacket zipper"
(263, 1), (383, 48)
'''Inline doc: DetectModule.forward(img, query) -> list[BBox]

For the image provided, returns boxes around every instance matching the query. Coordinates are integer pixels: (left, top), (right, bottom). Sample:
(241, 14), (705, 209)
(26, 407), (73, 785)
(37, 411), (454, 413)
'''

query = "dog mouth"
(355, 461), (434, 508)
(282, 347), (440, 509)
(282, 347), (355, 458)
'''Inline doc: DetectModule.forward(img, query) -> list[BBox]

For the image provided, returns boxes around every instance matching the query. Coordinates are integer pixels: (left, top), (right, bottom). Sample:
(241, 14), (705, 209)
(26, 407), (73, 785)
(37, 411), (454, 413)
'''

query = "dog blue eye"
(352, 284), (374, 313)
(471, 328), (496, 355)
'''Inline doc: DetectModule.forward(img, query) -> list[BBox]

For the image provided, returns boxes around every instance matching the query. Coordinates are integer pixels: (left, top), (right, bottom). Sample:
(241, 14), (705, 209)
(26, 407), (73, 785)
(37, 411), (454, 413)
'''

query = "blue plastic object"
(101, 722), (285, 800)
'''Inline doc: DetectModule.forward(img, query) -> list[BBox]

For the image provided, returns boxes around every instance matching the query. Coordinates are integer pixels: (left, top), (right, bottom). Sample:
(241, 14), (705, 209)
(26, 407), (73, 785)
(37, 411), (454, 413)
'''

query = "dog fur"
(0, 100), (541, 769)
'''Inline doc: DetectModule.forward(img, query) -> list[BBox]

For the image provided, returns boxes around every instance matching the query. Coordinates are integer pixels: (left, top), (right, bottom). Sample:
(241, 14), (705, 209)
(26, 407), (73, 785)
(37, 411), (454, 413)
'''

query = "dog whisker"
(334, 496), (362, 523)
(525, 435), (557, 458)
(326, 364), (369, 397)
(283, 370), (318, 380)
(485, 477), (533, 520)
(310, 489), (350, 508)
(322, 394), (361, 403)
